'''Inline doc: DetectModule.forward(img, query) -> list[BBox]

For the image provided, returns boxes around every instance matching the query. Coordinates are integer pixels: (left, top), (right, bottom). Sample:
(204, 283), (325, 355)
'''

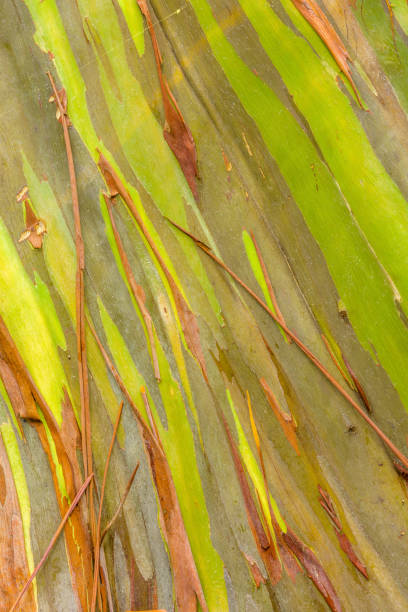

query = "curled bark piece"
(283, 527), (342, 612)
(291, 0), (364, 107)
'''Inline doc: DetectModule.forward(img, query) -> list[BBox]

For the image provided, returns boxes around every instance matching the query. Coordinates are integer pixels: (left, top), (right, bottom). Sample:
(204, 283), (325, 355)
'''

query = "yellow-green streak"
(116, 0), (145, 56)
(227, 389), (286, 533)
(0, 217), (70, 424)
(99, 195), (201, 437)
(242, 230), (288, 343)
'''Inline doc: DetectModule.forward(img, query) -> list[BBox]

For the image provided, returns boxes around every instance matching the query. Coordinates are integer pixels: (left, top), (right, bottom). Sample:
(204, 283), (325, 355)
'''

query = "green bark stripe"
(0, 218), (70, 424)
(98, 299), (228, 609)
(188, 0), (408, 408)
(23, 0), (223, 326)
(239, 0), (408, 305)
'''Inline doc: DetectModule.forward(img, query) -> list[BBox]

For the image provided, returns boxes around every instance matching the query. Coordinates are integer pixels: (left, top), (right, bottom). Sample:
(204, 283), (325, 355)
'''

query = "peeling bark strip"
(100, 463), (140, 544)
(219, 410), (282, 584)
(394, 460), (408, 481)
(142, 426), (208, 612)
(249, 231), (291, 343)
(47, 73), (93, 528)
(10, 473), (93, 612)
(342, 356), (372, 413)
(318, 486), (368, 578)
(88, 320), (208, 611)
(91, 401), (124, 612)
(137, 0), (199, 200)
(223, 397), (341, 605)
(166, 219), (408, 470)
(18, 197), (46, 249)
(0, 314), (93, 609)
(0, 436), (36, 611)
(259, 378), (299, 455)
(242, 552), (266, 588)
(97, 154), (208, 381)
(283, 527), (342, 612)
(291, 0), (363, 107)
(103, 193), (160, 381)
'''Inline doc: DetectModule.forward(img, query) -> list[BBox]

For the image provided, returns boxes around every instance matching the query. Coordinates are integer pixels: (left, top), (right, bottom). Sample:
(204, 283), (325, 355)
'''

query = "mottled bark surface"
(1, 0), (408, 610)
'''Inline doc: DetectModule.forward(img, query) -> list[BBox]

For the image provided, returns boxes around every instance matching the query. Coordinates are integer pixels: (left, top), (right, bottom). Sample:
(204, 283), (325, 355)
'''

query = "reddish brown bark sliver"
(283, 527), (342, 612)
(291, 0), (364, 108)
(137, 0), (199, 200)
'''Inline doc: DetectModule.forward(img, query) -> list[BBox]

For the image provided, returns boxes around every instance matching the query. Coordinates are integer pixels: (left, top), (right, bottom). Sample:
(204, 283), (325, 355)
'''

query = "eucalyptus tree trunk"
(1, 0), (408, 611)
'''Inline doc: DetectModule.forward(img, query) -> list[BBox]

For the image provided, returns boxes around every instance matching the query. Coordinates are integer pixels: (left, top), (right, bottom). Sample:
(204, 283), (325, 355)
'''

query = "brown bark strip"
(242, 552), (266, 588)
(47, 72), (94, 542)
(321, 335), (355, 389)
(335, 531), (368, 579)
(318, 485), (342, 531)
(342, 356), (372, 413)
(142, 422), (208, 612)
(0, 358), (26, 441)
(219, 410), (282, 584)
(97, 153), (208, 382)
(318, 486), (368, 579)
(91, 401), (124, 612)
(249, 231), (291, 342)
(166, 218), (408, 470)
(394, 460), (408, 480)
(283, 526), (342, 612)
(18, 198), (46, 249)
(260, 378), (299, 455)
(291, 0), (364, 107)
(100, 463), (140, 544)
(10, 473), (93, 612)
(103, 193), (160, 381)
(0, 435), (36, 611)
(88, 318), (208, 612)
(0, 314), (93, 610)
(137, 0), (199, 200)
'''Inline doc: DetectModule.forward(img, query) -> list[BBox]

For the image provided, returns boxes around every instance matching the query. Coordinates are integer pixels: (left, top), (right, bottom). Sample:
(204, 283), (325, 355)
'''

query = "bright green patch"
(116, 0), (145, 56)
(0, 218), (70, 424)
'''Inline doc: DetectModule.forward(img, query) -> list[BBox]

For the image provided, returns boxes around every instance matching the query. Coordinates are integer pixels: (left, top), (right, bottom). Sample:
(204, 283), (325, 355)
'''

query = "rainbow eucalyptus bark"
(1, 1), (408, 610)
